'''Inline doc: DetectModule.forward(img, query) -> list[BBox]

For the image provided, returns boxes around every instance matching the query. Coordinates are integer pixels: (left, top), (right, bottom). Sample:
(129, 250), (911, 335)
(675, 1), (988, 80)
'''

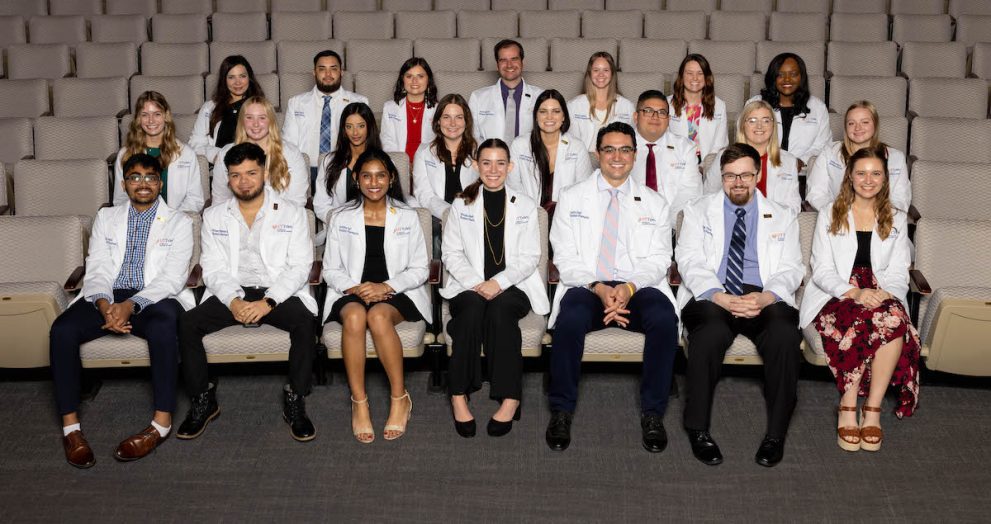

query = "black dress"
(214, 98), (246, 150)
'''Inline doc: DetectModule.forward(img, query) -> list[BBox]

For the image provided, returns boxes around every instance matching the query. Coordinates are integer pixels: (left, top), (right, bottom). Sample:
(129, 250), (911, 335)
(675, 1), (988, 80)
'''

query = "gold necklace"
(482, 196), (506, 265)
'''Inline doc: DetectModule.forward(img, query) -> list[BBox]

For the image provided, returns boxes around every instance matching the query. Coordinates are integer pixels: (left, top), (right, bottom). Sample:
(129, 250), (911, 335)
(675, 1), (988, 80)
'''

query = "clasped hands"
(842, 285), (892, 309)
(97, 298), (134, 334)
(712, 291), (775, 318)
(593, 282), (635, 328)
(345, 282), (395, 304)
(473, 279), (503, 300)
(230, 297), (273, 324)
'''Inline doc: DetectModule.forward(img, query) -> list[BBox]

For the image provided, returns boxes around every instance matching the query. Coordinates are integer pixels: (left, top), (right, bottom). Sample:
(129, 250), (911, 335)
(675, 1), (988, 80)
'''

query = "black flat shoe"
(755, 435), (785, 467)
(487, 404), (521, 437)
(687, 429), (723, 466)
(451, 394), (475, 438)
(545, 411), (572, 451)
(641, 414), (667, 453)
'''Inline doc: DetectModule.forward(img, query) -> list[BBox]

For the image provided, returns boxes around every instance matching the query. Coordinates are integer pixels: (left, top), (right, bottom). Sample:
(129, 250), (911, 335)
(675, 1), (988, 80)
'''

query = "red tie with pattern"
(645, 143), (657, 191)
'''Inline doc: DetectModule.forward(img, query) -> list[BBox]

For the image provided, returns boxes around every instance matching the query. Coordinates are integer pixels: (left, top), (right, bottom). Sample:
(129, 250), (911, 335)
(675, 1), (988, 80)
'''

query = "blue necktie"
(725, 207), (746, 295)
(319, 95), (332, 154)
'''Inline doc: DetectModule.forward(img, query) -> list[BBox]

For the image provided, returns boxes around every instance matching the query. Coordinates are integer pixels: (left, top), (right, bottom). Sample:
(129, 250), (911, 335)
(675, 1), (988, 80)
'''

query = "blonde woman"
(567, 51), (635, 152)
(113, 91), (204, 212)
(211, 96), (308, 207)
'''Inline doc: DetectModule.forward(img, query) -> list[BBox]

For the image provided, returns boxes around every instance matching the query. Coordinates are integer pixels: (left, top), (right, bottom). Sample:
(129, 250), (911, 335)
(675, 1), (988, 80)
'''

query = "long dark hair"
(760, 52), (811, 115)
(345, 148), (407, 210)
(460, 138), (511, 205)
(209, 55), (265, 137)
(430, 93), (476, 169)
(391, 57), (438, 108)
(529, 89), (570, 207)
(326, 102), (381, 199)
(671, 53), (716, 119)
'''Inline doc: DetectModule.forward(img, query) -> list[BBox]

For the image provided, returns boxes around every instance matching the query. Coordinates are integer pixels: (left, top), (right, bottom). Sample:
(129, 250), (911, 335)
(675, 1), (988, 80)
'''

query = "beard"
(728, 188), (752, 206)
(316, 77), (341, 94)
(232, 184), (265, 202)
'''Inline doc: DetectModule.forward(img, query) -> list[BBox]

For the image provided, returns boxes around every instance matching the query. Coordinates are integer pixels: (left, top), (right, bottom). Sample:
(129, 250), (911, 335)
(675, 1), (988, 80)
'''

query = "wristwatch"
(264, 297), (278, 309)
(131, 302), (142, 315)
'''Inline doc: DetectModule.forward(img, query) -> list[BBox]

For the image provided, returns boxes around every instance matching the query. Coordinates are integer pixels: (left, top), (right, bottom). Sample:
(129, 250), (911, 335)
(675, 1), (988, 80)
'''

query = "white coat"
(703, 147), (802, 214)
(798, 207), (911, 328)
(411, 143), (477, 220)
(321, 199), (431, 323)
(675, 191), (803, 311)
(507, 132), (593, 204)
(805, 142), (911, 212)
(313, 158), (351, 225)
(745, 94), (832, 164)
(567, 94), (636, 152)
(210, 141), (309, 208)
(113, 143), (205, 213)
(548, 172), (676, 327)
(440, 187), (550, 315)
(631, 130), (703, 224)
(281, 86), (369, 167)
(77, 199), (195, 311)
(188, 100), (225, 163)
(380, 99), (436, 153)
(468, 79), (543, 143)
(200, 189), (317, 314)
(666, 94), (730, 161)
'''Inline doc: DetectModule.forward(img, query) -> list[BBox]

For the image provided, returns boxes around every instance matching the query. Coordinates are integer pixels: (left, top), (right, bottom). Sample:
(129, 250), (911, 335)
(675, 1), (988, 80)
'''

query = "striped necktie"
(725, 207), (747, 295)
(319, 95), (332, 155)
(596, 188), (620, 280)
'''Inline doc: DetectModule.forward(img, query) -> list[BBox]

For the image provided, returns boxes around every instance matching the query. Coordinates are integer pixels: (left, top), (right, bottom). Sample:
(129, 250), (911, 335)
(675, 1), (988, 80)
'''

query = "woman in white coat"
(211, 96), (308, 208)
(380, 57), (437, 163)
(704, 100), (801, 213)
(748, 53), (831, 170)
(799, 146), (921, 453)
(509, 89), (593, 216)
(322, 149), (430, 444)
(668, 54), (729, 165)
(806, 101), (911, 212)
(114, 91), (204, 212)
(567, 51), (635, 152)
(314, 102), (382, 224)
(442, 138), (550, 438)
(188, 55), (266, 164)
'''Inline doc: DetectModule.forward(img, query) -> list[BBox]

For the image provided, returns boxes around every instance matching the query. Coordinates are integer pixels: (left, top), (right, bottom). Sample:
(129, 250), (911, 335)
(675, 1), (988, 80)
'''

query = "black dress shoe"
(687, 429), (723, 466)
(283, 388), (316, 442)
(755, 436), (785, 467)
(177, 384), (219, 440)
(545, 411), (573, 451)
(641, 414), (668, 453)
(487, 404), (521, 437)
(451, 394), (475, 438)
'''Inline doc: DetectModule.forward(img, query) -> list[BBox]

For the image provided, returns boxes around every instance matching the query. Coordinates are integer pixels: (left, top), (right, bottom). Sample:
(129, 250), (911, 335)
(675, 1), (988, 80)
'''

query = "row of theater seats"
(4, 0), (991, 17)
(3, 10), (991, 45)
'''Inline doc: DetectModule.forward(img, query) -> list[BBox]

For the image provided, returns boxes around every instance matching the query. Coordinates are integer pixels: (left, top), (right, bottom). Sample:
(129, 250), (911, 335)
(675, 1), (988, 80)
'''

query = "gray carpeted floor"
(1, 367), (989, 523)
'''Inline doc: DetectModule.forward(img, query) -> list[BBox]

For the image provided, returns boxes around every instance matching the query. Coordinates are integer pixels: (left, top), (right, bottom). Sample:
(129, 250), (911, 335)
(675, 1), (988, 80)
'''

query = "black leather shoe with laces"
(283, 388), (316, 442)
(176, 384), (219, 440)
(641, 414), (668, 453)
(755, 435), (785, 467)
(687, 429), (723, 465)
(545, 410), (573, 451)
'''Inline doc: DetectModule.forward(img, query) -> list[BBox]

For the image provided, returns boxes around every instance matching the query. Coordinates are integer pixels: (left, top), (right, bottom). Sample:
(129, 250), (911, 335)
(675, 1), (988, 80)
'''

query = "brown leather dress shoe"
(63, 430), (95, 469)
(113, 425), (166, 462)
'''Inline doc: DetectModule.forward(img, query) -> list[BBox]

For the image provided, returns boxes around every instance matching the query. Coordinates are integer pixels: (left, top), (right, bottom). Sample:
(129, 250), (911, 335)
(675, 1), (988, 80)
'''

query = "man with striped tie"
(546, 122), (680, 453)
(675, 143), (804, 468)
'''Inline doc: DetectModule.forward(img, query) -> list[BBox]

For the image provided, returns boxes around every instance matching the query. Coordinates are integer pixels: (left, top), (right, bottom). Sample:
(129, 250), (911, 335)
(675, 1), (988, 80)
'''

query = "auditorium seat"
(833, 0), (887, 13)
(49, 0), (101, 16)
(526, 71), (584, 100)
(909, 78), (988, 119)
(493, 0), (543, 10)
(949, 0), (991, 17)
(643, 11), (706, 41)
(972, 43), (991, 80)
(713, 74), (748, 118)
(217, 0), (268, 13)
(90, 14), (148, 44)
(910, 117), (991, 163)
(384, 0), (435, 10)
(667, 0), (715, 14)
(722, 0), (773, 12)
(52, 77), (129, 118)
(106, 0), (157, 16)
(151, 14), (208, 43)
(6, 43), (72, 80)
(396, 10), (458, 39)
(33, 116), (119, 162)
(273, 0), (323, 10)
(0, 16), (27, 47)
(212, 12), (269, 42)
(27, 16), (87, 45)
(619, 71), (668, 101)
(749, 73), (825, 101)
(605, 0), (661, 10)
(829, 13), (889, 42)
(618, 38), (687, 75)
(13, 158), (110, 232)
(457, 10), (519, 39)
(689, 40), (756, 76)
(892, 14), (953, 44)
(210, 41), (278, 74)
(580, 10), (643, 39)
(551, 0), (603, 9)
(708, 11), (767, 42)
(827, 113), (908, 153)
(437, 0), (491, 10)
(955, 15), (991, 49)
(161, 0), (212, 15)
(827, 41), (898, 77)
(433, 70), (499, 99)
(900, 42), (969, 78)
(204, 73), (280, 110)
(775, 0), (829, 13)
(130, 75), (204, 115)
(520, 10), (580, 38)
(828, 76), (907, 117)
(346, 39), (413, 73)
(0, 118), (34, 170)
(353, 71), (395, 119)
(551, 38), (617, 72)
(768, 12), (827, 42)
(415, 38), (482, 72)
(141, 43), (209, 77)
(0, 0), (46, 17)
(756, 41), (825, 77)
(911, 161), (991, 221)
(328, 0), (379, 11)
(75, 42), (139, 79)
(891, 0), (945, 14)
(481, 37), (548, 71)
(278, 41), (346, 74)
(0, 79), (49, 118)
(333, 11), (395, 40)
(270, 12), (333, 41)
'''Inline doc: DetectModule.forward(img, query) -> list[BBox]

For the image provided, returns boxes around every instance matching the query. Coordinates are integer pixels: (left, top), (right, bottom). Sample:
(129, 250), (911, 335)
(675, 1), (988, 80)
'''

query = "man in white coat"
(676, 143), (803, 468)
(631, 90), (702, 224)
(177, 143), (319, 443)
(281, 50), (369, 182)
(545, 122), (680, 454)
(468, 39), (543, 144)
(50, 153), (193, 468)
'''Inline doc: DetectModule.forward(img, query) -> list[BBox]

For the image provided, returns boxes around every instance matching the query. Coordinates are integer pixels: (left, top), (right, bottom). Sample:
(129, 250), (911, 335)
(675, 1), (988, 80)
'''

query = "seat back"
(433, 70), (499, 99)
(142, 43), (209, 76)
(346, 39), (413, 72)
(0, 215), (84, 284)
(721, 0), (772, 11)
(457, 10), (519, 39)
(106, 0), (158, 15)
(520, 10), (580, 38)
(768, 12), (827, 42)
(328, 0), (379, 11)
(334, 11), (395, 40)
(130, 75), (204, 115)
(833, 0), (887, 13)
(550, 37), (617, 72)
(910, 118), (991, 163)
(756, 41), (825, 77)
(272, 0), (323, 10)
(0, 118), (34, 166)
(956, 15), (991, 48)
(0, 79), (49, 118)
(901, 42), (969, 78)
(210, 41), (277, 74)
(909, 78), (988, 119)
(277, 40), (346, 74)
(396, 10), (457, 39)
(13, 159), (109, 222)
(892, 14), (953, 43)
(53, 77), (129, 118)
(708, 11), (767, 42)
(643, 10), (706, 41)
(689, 40), (756, 75)
(776, 0), (829, 12)
(33, 116), (119, 161)
(580, 10), (643, 39)
(526, 71), (584, 100)
(949, 0), (991, 17)
(7, 43), (71, 80)
(353, 71), (396, 119)
(437, 0), (491, 10)
(0, 0), (46, 17)
(667, 0), (716, 13)
(151, 13), (208, 43)
(76, 42), (139, 79)
(415, 38), (482, 72)
(827, 41), (898, 77)
(891, 0), (946, 14)
(212, 12), (269, 42)
(828, 75), (907, 117)
(27, 15), (86, 45)
(90, 14), (148, 44)
(161, 0), (212, 15)
(217, 0), (268, 12)
(829, 13), (889, 42)
(618, 38), (687, 75)
(383, 0), (432, 10)
(270, 12), (333, 41)
(911, 161), (991, 221)
(0, 15), (27, 47)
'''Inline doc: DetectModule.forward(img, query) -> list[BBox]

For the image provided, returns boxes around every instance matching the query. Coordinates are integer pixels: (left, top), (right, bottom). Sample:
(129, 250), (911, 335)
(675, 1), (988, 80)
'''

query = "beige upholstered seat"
(689, 40), (756, 76)
(141, 43), (209, 76)
(210, 41), (277, 74)
(520, 10), (580, 38)
(327, 0), (379, 11)
(90, 15), (148, 44)
(709, 11), (767, 42)
(0, 0), (46, 17)
(757, 41), (825, 77)
(667, 0), (715, 13)
(956, 15), (991, 49)
(721, 0), (773, 12)
(828, 76), (907, 116)
(457, 10), (519, 39)
(606, 0), (661, 9)
(910, 118), (991, 163)
(161, 0), (212, 15)
(212, 12), (269, 42)
(33, 116), (119, 161)
(217, 0), (268, 12)
(346, 39), (412, 72)
(27, 15), (86, 45)
(644, 11), (705, 41)
(833, 0), (887, 13)
(827, 41), (898, 77)
(768, 12), (827, 42)
(891, 0), (946, 14)
(106, 0), (158, 16)
(526, 71), (584, 100)
(130, 75), (204, 115)
(911, 161), (991, 221)
(333, 11), (394, 40)
(949, 0), (991, 17)
(0, 118), (34, 171)
(437, 0), (491, 11)
(433, 70), (498, 100)
(414, 38), (481, 72)
(908, 78), (988, 119)
(900, 42), (968, 78)
(76, 42), (139, 79)
(395, 10), (457, 39)
(53, 77), (129, 118)
(277, 40), (345, 74)
(551, 0), (602, 9)
(13, 158), (110, 232)
(271, 12), (333, 41)
(151, 14), (208, 43)
(618, 39), (686, 75)
(549, 37), (617, 72)
(383, 0), (432, 10)
(0, 79), (49, 118)
(6, 43), (71, 80)
(776, 0), (830, 13)
(892, 14), (953, 43)
(581, 10), (643, 39)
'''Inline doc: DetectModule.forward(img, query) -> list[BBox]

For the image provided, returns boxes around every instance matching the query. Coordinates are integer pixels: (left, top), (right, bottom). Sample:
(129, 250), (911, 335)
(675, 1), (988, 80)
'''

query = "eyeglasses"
(638, 107), (669, 119)
(598, 146), (636, 155)
(744, 117), (774, 127)
(721, 172), (757, 182)
(125, 173), (161, 184)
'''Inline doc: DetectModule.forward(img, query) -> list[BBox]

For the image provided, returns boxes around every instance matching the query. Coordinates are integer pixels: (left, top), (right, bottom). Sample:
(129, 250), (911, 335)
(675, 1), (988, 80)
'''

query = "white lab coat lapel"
(756, 196), (772, 284)
(383, 201), (400, 278)
(581, 179), (607, 261)
(705, 193), (726, 273)
(224, 199), (242, 278)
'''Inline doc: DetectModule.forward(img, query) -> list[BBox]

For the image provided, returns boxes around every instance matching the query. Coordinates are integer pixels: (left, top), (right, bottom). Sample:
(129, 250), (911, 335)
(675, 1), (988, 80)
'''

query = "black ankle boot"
(177, 384), (219, 440)
(283, 387), (316, 442)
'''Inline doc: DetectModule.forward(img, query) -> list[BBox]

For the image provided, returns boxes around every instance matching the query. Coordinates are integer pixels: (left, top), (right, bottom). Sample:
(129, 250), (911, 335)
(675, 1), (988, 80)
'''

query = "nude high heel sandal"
(383, 391), (412, 441)
(351, 396), (374, 444)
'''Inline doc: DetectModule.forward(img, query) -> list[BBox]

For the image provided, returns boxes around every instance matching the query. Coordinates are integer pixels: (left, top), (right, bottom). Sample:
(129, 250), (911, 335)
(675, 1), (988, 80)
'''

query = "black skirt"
(328, 293), (423, 323)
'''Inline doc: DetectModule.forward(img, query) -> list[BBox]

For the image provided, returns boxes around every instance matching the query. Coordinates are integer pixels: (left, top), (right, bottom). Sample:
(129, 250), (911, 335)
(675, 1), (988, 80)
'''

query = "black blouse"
(215, 98), (246, 149)
(779, 106), (795, 151)
(360, 225), (389, 283)
(482, 187), (507, 280)
(444, 161), (463, 204)
(854, 230), (872, 267)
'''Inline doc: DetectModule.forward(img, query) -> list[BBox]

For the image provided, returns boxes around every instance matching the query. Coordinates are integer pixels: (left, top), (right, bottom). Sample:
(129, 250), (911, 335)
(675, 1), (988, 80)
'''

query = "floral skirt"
(814, 266), (921, 418)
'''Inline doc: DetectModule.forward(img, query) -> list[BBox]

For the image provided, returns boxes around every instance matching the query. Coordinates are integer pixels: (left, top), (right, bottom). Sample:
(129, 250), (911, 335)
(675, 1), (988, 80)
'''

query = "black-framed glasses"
(598, 146), (636, 155)
(638, 107), (669, 119)
(721, 172), (757, 182)
(125, 173), (161, 184)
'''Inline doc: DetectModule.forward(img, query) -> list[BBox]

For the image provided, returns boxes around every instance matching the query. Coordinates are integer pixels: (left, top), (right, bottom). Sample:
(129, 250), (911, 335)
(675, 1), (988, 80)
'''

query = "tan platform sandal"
(837, 404), (861, 452)
(860, 405), (883, 452)
(383, 391), (412, 441)
(350, 396), (374, 444)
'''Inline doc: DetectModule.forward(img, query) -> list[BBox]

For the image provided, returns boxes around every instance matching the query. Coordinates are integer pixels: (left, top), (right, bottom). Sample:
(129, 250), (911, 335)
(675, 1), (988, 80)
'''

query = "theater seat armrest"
(668, 261), (682, 287)
(548, 260), (559, 285)
(116, 108), (129, 119)
(907, 204), (921, 223)
(100, 202), (113, 209)
(909, 269), (932, 295)
(0, 205), (9, 215)
(308, 260), (323, 285)
(106, 152), (117, 164)
(185, 264), (202, 288)
(801, 201), (816, 213)
(64, 266), (85, 292)
(429, 259), (442, 285)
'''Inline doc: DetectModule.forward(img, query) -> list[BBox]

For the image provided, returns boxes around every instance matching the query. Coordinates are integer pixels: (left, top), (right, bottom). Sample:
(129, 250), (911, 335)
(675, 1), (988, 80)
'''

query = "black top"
(779, 107), (795, 151)
(215, 98), (246, 149)
(361, 225), (389, 282)
(444, 161), (463, 204)
(854, 230), (872, 267)
(482, 187), (507, 280)
(345, 168), (359, 202)
(541, 171), (554, 208)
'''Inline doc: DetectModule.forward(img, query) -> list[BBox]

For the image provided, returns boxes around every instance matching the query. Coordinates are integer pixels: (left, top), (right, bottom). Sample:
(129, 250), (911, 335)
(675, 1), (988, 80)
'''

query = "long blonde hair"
(736, 100), (781, 168)
(124, 91), (181, 170)
(582, 51), (619, 123)
(828, 145), (894, 240)
(841, 100), (882, 164)
(234, 96), (290, 192)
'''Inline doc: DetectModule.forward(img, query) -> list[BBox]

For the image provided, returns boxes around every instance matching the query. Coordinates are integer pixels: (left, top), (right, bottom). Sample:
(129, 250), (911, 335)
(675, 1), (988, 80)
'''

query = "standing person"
(441, 139), (549, 438)
(805, 101), (911, 212)
(800, 145), (920, 452)
(380, 57), (438, 164)
(322, 149), (430, 444)
(282, 50), (369, 182)
(545, 122), (680, 453)
(567, 51), (635, 152)
(748, 53), (832, 170)
(704, 100), (802, 214)
(676, 143), (804, 468)
(211, 96), (309, 208)
(469, 39), (543, 143)
(631, 90), (702, 224)
(114, 91), (204, 212)
(177, 143), (318, 443)
(189, 55), (265, 164)
(313, 102), (382, 224)
(50, 154), (193, 468)
(509, 89), (593, 215)
(667, 54), (729, 165)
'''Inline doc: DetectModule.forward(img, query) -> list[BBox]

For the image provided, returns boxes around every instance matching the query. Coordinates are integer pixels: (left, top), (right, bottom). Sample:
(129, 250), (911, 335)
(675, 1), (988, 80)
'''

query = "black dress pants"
(179, 289), (315, 396)
(446, 287), (531, 400)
